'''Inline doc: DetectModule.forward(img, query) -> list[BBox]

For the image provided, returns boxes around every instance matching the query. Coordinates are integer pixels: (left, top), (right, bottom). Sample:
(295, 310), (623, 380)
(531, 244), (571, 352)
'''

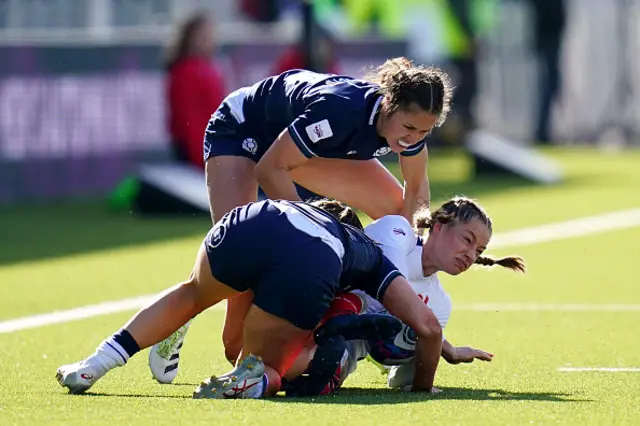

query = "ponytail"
(475, 255), (526, 273)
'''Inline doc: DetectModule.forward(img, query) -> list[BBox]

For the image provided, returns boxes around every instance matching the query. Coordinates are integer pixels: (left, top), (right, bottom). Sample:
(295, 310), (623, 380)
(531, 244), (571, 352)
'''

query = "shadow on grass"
(0, 200), (211, 266)
(78, 386), (585, 403)
(272, 386), (586, 404)
(82, 392), (192, 400)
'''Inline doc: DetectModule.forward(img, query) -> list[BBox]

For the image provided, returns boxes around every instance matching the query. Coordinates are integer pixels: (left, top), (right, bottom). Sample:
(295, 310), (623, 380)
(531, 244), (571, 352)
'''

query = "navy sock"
(113, 329), (141, 358)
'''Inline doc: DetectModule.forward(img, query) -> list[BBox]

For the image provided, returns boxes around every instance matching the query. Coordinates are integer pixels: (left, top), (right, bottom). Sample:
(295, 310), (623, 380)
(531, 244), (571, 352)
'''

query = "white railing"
(0, 0), (301, 44)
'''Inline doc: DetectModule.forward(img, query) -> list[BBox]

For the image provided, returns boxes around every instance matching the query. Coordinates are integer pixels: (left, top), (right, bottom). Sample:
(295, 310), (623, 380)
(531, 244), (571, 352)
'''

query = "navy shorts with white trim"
(204, 200), (343, 330)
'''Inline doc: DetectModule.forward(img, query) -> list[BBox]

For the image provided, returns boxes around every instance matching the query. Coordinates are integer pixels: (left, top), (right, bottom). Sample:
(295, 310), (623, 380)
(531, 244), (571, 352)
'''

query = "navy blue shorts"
(203, 201), (343, 330)
(204, 88), (269, 164)
(204, 89), (320, 200)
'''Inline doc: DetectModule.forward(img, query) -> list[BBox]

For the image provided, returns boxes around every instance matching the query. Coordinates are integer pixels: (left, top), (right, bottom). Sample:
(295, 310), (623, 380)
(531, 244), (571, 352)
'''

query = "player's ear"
(431, 222), (442, 234)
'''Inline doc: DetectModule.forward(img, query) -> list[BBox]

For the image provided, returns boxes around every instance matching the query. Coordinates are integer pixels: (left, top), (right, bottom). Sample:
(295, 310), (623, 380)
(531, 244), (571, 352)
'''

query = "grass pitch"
(1, 148), (639, 425)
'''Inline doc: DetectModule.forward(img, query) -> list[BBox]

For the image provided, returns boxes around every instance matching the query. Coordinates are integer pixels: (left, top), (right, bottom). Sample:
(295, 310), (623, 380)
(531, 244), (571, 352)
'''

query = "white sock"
(86, 338), (130, 374)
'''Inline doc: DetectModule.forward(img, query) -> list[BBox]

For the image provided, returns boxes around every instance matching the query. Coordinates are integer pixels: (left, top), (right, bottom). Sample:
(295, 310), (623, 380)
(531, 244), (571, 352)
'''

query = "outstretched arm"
(441, 339), (493, 364)
(254, 129), (308, 202)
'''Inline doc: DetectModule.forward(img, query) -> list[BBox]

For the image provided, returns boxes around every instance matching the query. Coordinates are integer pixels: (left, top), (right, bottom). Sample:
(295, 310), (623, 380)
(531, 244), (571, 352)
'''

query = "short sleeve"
(347, 252), (404, 303)
(368, 254), (404, 302)
(364, 215), (416, 277)
(399, 140), (426, 157)
(287, 96), (355, 158)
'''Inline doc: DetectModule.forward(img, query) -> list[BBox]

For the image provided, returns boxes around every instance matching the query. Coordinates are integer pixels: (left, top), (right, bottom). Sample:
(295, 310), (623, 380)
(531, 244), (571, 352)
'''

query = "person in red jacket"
(165, 12), (226, 169)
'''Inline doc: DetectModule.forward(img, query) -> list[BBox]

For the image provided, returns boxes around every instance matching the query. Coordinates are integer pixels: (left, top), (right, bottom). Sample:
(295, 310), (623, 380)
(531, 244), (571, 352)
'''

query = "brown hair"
(415, 196), (526, 273)
(310, 199), (364, 230)
(164, 12), (210, 70)
(364, 57), (453, 127)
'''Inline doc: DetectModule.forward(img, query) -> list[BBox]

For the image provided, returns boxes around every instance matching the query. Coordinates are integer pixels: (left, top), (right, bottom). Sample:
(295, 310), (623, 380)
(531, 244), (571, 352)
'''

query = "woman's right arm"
(381, 276), (442, 391)
(255, 95), (353, 201)
(253, 129), (309, 202)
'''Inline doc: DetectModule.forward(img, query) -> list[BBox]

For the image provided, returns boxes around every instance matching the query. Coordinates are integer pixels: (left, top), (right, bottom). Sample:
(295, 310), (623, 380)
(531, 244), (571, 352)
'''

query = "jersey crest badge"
(242, 138), (258, 155)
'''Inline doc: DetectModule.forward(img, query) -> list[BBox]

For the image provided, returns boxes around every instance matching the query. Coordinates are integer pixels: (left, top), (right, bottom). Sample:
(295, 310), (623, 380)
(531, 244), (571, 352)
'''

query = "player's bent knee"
(189, 275), (221, 313)
(177, 278), (205, 313)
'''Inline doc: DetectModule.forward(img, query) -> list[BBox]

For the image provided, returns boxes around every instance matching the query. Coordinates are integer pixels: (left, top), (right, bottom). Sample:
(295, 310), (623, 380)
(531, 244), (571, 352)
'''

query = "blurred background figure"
(527, 0), (567, 144)
(273, 22), (340, 75)
(399, 0), (498, 147)
(442, 0), (497, 140)
(340, 0), (405, 39)
(447, 0), (479, 137)
(433, 0), (482, 145)
(239, 0), (280, 23)
(165, 12), (227, 169)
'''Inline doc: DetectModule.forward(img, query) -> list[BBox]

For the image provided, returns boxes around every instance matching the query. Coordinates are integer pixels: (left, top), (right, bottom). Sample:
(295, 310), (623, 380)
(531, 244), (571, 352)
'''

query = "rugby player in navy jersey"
(56, 199), (443, 399)
(205, 56), (452, 223)
(154, 57), (454, 372)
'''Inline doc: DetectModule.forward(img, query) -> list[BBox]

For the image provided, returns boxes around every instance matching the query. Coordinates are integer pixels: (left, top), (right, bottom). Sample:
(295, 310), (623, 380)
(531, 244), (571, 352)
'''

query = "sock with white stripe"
(87, 329), (141, 373)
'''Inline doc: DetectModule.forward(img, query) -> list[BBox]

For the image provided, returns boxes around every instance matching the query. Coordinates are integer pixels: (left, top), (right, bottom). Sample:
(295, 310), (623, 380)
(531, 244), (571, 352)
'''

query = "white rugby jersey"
(339, 215), (454, 383)
(360, 215), (452, 336)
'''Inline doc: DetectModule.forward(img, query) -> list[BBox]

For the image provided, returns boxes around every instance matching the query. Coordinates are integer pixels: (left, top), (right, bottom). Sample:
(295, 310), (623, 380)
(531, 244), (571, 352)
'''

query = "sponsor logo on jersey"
(393, 227), (406, 236)
(305, 119), (333, 143)
(373, 146), (392, 157)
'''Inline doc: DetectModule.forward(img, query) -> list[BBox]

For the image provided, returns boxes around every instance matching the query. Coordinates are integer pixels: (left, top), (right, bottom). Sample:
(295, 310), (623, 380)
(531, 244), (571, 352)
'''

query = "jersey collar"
(368, 95), (383, 126)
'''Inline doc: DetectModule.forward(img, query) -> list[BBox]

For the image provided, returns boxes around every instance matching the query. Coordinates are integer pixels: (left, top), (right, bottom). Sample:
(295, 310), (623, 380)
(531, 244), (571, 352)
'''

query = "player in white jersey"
(283, 196), (526, 395)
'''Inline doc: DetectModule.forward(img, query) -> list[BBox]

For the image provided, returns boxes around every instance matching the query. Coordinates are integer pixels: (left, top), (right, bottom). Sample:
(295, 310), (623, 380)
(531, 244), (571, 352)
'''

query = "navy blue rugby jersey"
(240, 70), (425, 160)
(218, 199), (404, 301)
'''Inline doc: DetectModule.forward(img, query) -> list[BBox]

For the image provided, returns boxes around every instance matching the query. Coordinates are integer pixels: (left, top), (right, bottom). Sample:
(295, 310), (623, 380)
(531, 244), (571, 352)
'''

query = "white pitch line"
(558, 367), (640, 372)
(1, 208), (640, 335)
(456, 303), (640, 312)
(490, 208), (640, 249)
(0, 296), (155, 334)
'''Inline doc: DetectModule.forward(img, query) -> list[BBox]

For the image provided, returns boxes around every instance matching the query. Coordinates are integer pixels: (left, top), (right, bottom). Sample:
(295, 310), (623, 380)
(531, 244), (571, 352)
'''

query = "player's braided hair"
(309, 199), (364, 230)
(364, 57), (453, 127)
(414, 196), (526, 273)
